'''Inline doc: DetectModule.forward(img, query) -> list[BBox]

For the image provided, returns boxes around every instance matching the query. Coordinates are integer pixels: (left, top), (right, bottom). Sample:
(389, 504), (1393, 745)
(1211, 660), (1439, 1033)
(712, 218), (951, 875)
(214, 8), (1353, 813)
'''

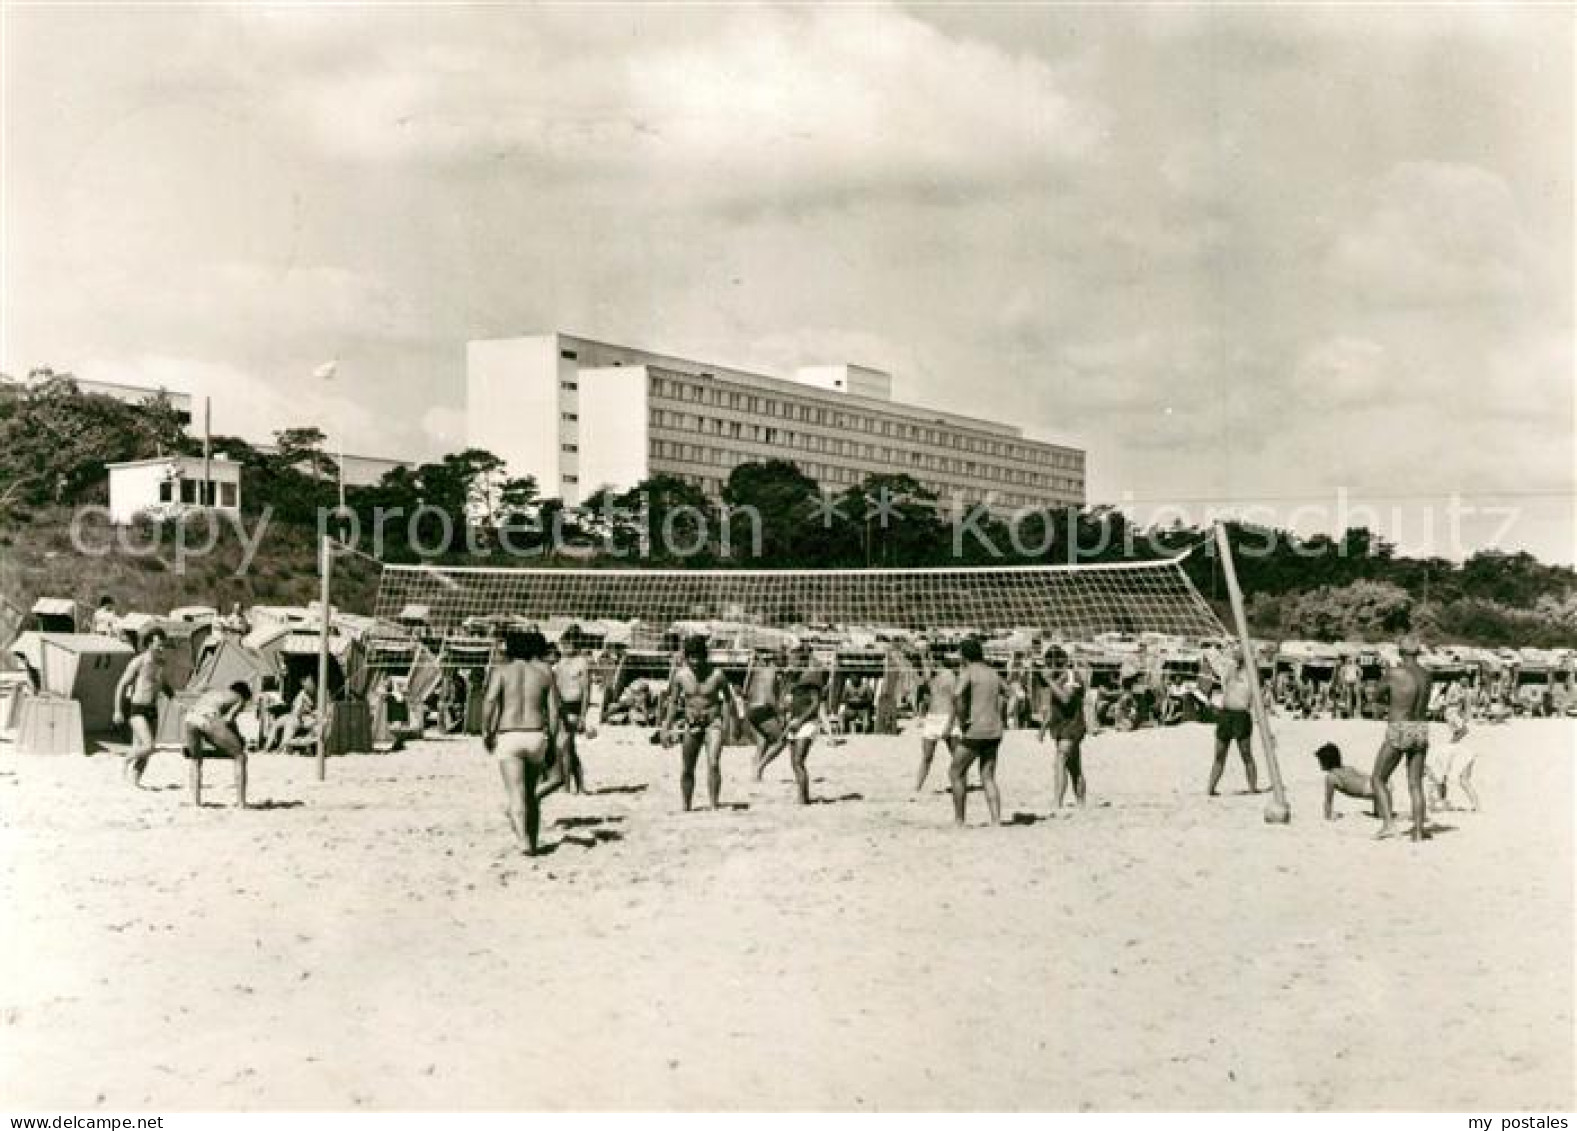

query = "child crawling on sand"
(1315, 743), (1380, 820)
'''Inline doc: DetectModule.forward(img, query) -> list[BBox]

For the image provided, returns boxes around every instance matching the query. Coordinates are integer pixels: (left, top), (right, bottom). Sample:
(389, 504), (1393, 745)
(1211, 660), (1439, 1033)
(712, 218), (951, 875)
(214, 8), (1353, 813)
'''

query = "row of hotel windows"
(648, 429), (1082, 493)
(649, 437), (1083, 496)
(649, 377), (1079, 470)
(658, 469), (1072, 511)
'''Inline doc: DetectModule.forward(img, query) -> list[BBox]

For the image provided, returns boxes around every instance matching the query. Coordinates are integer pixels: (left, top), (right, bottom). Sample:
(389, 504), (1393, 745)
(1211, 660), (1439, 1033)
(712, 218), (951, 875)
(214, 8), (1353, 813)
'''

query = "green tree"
(834, 472), (946, 567)
(0, 370), (197, 516)
(721, 459), (822, 565)
(1284, 580), (1413, 641)
(618, 475), (712, 562)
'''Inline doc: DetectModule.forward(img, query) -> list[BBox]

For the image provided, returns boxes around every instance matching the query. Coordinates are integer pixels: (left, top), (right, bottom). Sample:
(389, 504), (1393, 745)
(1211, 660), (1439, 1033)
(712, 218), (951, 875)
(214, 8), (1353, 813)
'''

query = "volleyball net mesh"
(369, 551), (1225, 642)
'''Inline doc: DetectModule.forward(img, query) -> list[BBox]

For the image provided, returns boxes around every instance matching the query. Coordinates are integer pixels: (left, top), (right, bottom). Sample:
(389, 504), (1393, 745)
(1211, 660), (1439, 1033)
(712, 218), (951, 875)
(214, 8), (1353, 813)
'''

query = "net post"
(315, 535), (334, 782)
(1212, 522), (1290, 824)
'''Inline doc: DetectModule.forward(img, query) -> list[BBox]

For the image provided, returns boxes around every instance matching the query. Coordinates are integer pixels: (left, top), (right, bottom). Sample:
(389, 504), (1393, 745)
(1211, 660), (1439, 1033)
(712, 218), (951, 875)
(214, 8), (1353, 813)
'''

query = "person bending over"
(1314, 743), (1379, 820)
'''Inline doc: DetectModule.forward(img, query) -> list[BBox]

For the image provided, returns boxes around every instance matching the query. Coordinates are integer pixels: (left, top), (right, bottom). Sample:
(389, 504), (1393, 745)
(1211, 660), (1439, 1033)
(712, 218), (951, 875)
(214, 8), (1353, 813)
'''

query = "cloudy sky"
(4, 3), (1571, 561)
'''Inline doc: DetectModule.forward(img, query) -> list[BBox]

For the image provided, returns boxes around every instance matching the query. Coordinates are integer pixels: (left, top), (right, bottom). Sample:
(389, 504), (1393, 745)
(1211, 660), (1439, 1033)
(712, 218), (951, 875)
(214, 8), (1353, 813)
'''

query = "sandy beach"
(2, 717), (1571, 1111)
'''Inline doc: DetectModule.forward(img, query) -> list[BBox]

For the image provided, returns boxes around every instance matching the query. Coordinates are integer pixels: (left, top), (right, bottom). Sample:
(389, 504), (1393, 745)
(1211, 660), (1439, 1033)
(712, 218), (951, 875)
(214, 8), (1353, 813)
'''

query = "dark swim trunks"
(747, 704), (781, 730)
(1215, 708), (1252, 742)
(962, 737), (1002, 761)
(126, 702), (159, 725)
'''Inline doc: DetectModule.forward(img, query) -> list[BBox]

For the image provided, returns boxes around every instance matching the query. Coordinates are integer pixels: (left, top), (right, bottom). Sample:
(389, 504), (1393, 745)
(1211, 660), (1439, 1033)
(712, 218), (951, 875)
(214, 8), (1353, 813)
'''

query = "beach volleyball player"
(661, 636), (745, 811)
(113, 627), (174, 788)
(748, 647), (788, 780)
(550, 625), (590, 795)
(1037, 645), (1088, 810)
(1207, 653), (1261, 797)
(945, 638), (1007, 826)
(483, 629), (559, 856)
(913, 650), (961, 792)
(1372, 636), (1435, 842)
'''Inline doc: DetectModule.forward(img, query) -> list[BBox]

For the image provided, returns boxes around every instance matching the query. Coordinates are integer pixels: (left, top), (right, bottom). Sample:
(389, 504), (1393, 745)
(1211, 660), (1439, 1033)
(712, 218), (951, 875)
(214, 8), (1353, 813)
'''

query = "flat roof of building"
(73, 377), (193, 402)
(105, 455), (239, 470)
(540, 332), (1080, 452)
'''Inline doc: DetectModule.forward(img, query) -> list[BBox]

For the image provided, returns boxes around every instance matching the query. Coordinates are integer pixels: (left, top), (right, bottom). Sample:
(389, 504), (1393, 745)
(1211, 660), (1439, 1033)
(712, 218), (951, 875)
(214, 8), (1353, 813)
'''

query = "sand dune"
(1, 718), (1571, 1111)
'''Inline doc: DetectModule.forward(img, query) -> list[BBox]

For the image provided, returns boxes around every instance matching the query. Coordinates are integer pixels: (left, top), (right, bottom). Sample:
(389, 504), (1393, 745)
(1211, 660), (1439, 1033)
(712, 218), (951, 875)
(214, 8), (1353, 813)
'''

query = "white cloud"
(256, 4), (1100, 204)
(4, 5), (1570, 563)
(1292, 337), (1388, 406)
(1327, 162), (1535, 308)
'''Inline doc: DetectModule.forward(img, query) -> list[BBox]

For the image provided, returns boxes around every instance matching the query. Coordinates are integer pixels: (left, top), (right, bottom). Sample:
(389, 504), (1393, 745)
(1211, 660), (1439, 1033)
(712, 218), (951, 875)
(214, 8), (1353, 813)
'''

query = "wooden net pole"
(315, 535), (334, 782)
(1212, 522), (1290, 824)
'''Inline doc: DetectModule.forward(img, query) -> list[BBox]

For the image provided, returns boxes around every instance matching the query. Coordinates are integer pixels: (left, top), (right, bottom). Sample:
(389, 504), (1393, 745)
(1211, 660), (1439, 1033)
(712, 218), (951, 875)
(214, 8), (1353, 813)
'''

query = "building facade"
(254, 446), (412, 488)
(467, 332), (1086, 510)
(106, 456), (242, 525)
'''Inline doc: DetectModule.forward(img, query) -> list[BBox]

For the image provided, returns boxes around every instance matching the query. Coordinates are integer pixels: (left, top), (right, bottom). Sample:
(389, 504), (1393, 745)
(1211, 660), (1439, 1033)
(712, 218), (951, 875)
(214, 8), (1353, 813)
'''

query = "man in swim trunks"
(1207, 654), (1260, 796)
(550, 625), (591, 795)
(1038, 646), (1088, 811)
(767, 674), (828, 804)
(661, 636), (744, 811)
(181, 681), (253, 807)
(945, 637), (1006, 826)
(483, 629), (559, 855)
(1372, 635), (1435, 841)
(748, 647), (788, 779)
(913, 652), (961, 791)
(113, 627), (174, 787)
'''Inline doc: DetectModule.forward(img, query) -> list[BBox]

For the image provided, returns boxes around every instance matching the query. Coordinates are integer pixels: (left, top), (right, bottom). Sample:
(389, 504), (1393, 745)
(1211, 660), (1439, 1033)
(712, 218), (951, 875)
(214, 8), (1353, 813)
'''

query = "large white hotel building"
(467, 332), (1086, 511)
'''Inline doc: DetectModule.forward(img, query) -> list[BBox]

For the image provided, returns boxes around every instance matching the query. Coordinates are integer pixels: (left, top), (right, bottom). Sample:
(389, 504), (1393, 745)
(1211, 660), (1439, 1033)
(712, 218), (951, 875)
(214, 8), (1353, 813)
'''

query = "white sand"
(1, 718), (1572, 1111)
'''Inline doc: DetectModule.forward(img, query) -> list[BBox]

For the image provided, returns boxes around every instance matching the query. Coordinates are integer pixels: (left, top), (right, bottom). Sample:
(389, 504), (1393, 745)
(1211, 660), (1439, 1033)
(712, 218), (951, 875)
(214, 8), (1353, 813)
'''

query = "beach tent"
(189, 636), (276, 693)
(30, 598), (78, 634)
(8, 632), (133, 731)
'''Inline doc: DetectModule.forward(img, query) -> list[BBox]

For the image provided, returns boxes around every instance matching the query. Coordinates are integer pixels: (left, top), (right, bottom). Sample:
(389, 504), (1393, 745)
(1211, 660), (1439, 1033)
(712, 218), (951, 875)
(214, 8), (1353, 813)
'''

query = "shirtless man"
(913, 652), (961, 791)
(945, 638), (1006, 826)
(181, 682), (252, 807)
(113, 627), (174, 787)
(1038, 647), (1088, 810)
(777, 675), (829, 804)
(747, 647), (788, 780)
(1372, 636), (1434, 841)
(551, 626), (590, 795)
(483, 629), (559, 856)
(1207, 654), (1260, 796)
(661, 636), (744, 811)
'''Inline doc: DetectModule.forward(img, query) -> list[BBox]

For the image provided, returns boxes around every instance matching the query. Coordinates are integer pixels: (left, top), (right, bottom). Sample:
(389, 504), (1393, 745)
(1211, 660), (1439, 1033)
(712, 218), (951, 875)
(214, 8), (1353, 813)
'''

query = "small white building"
(106, 455), (242, 525)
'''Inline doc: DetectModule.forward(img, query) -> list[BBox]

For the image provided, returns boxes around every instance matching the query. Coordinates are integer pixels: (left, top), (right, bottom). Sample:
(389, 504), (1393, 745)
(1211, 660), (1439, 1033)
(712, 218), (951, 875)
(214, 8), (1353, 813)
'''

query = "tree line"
(2, 371), (1572, 646)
